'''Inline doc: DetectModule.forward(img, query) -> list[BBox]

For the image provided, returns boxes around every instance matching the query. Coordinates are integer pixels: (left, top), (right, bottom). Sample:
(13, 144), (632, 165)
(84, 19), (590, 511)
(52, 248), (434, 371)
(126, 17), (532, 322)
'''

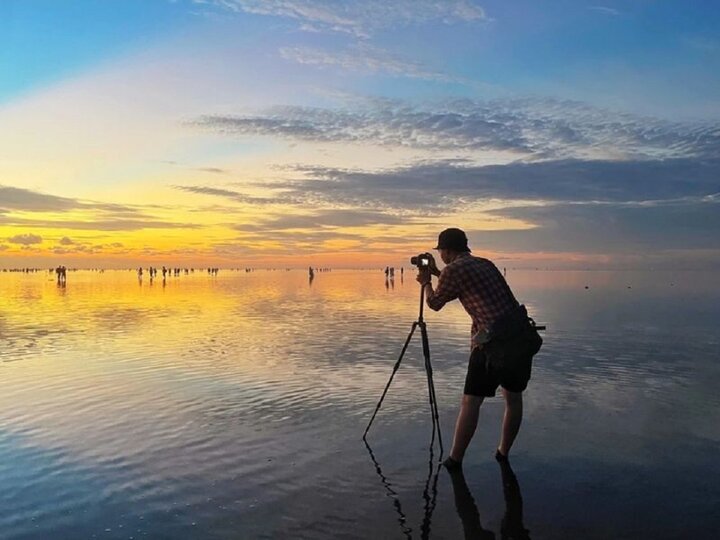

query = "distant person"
(416, 228), (542, 468)
(56, 265), (67, 284)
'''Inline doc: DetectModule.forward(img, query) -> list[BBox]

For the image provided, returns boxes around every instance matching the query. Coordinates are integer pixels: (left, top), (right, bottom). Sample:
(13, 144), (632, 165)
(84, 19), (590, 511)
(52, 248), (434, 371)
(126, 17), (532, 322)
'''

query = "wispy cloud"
(196, 0), (488, 37)
(234, 208), (406, 231)
(279, 45), (466, 83)
(194, 167), (228, 174)
(191, 98), (720, 160)
(0, 215), (203, 231)
(173, 185), (283, 205)
(0, 186), (202, 232)
(682, 36), (720, 52)
(0, 185), (150, 215)
(589, 6), (620, 16)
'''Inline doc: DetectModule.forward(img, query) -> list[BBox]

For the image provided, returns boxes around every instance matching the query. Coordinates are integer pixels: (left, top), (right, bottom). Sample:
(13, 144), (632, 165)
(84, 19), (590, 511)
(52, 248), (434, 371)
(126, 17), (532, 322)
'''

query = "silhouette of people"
(55, 265), (67, 284)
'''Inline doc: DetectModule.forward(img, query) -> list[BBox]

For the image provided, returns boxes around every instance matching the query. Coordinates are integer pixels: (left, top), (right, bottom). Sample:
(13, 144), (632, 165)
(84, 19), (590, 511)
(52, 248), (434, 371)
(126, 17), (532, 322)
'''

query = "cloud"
(173, 185), (282, 205)
(0, 185), (152, 215)
(169, 154), (720, 263)
(0, 186), (201, 232)
(59, 237), (75, 245)
(476, 195), (720, 255)
(219, 158), (720, 260)
(0, 215), (201, 231)
(682, 36), (720, 52)
(0, 185), (89, 212)
(7, 233), (43, 245)
(191, 98), (720, 160)
(264, 158), (720, 212)
(234, 208), (406, 231)
(279, 45), (465, 83)
(198, 0), (488, 37)
(589, 6), (620, 16)
(194, 167), (228, 174)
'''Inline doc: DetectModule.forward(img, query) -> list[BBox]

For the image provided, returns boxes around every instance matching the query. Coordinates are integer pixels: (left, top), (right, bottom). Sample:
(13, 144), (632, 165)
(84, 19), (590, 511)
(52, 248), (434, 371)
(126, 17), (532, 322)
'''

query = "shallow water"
(1, 268), (719, 539)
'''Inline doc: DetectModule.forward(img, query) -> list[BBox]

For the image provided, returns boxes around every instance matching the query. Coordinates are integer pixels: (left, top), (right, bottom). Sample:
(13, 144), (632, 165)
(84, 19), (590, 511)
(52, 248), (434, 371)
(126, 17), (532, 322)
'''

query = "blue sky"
(4, 1), (719, 117)
(1, 0), (719, 268)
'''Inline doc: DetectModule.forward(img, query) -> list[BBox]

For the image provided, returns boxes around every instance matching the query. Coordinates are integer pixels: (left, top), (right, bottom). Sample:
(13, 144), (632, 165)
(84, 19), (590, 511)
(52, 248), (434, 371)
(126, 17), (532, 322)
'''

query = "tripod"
(363, 282), (444, 457)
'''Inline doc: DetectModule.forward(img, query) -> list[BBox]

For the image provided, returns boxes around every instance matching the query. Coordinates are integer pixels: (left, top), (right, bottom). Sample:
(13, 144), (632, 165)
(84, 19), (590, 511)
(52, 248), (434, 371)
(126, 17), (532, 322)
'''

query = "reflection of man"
(447, 460), (530, 540)
(416, 228), (542, 468)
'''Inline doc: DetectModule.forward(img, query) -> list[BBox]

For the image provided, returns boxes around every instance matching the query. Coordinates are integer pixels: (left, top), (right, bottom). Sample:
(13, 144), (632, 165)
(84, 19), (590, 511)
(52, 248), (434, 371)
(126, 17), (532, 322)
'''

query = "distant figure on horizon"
(55, 265), (67, 284)
(416, 228), (543, 469)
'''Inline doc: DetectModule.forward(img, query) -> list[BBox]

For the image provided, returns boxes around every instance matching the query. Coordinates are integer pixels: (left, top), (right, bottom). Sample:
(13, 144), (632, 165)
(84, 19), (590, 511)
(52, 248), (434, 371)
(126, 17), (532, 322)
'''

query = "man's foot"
(443, 456), (463, 470)
(495, 449), (509, 463)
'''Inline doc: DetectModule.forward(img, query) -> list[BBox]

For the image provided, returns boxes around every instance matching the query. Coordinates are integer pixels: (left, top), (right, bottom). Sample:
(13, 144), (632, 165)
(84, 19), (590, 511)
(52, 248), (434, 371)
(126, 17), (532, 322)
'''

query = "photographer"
(416, 228), (542, 469)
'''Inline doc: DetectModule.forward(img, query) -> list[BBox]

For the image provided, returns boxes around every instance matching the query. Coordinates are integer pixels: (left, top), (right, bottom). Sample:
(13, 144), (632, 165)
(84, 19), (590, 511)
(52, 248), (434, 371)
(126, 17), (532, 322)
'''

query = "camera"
(410, 254), (431, 267)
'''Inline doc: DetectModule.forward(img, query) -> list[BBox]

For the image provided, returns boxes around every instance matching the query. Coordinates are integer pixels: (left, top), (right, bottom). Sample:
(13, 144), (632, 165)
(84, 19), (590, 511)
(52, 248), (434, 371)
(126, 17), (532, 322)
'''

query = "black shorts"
(463, 327), (542, 397)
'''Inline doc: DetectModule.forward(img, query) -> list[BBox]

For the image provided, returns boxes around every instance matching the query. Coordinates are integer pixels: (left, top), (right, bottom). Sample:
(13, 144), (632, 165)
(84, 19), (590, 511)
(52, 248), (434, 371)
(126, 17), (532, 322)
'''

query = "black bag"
(484, 305), (543, 368)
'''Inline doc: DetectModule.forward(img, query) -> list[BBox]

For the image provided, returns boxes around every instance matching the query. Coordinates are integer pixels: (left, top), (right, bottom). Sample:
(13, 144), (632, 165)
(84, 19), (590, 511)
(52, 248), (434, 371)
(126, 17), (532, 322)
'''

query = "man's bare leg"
(449, 394), (484, 462)
(498, 389), (523, 457)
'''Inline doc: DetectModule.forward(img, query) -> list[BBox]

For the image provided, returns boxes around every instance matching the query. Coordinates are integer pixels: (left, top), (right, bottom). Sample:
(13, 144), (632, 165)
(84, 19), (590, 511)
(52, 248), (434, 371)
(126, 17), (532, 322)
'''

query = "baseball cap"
(435, 228), (471, 252)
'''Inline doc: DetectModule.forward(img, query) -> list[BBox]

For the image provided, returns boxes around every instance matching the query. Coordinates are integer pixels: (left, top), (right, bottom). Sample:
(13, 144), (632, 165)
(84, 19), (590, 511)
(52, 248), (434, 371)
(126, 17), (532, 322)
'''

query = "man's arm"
(423, 265), (460, 311)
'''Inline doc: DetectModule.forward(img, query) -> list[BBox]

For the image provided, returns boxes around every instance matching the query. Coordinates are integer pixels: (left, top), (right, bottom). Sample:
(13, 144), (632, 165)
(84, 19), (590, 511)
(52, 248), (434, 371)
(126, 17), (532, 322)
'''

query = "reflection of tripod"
(363, 283), (444, 457)
(364, 435), (442, 540)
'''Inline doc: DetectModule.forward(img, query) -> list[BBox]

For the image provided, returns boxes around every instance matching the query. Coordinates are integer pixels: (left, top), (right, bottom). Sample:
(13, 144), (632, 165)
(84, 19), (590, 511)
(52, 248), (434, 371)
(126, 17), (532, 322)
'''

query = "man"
(416, 228), (542, 468)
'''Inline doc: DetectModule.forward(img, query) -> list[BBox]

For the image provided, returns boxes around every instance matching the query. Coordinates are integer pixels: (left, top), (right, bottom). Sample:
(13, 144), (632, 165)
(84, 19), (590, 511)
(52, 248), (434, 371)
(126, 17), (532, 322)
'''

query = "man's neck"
(448, 251), (470, 264)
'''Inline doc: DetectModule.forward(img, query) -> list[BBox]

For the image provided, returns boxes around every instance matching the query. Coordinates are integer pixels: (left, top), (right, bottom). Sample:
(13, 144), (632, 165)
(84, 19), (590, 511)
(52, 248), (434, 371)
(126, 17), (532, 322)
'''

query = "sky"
(1, 0), (719, 269)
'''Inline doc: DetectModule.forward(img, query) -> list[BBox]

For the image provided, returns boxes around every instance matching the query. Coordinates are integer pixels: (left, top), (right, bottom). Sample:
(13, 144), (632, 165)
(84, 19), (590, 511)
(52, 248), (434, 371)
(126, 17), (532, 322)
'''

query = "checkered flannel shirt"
(426, 253), (519, 346)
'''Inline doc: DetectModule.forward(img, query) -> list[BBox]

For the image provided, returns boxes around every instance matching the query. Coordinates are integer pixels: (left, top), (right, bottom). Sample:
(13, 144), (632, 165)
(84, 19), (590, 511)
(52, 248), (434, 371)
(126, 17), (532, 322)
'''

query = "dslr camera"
(410, 253), (431, 267)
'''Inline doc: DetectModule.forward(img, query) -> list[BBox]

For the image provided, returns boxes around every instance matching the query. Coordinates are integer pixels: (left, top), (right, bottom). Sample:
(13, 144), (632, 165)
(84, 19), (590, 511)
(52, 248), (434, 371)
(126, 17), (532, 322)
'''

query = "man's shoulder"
(457, 254), (490, 266)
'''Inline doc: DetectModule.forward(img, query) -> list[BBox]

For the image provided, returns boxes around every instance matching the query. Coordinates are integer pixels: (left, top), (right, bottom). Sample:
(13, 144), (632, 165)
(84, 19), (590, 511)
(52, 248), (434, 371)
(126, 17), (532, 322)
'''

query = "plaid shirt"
(426, 253), (519, 346)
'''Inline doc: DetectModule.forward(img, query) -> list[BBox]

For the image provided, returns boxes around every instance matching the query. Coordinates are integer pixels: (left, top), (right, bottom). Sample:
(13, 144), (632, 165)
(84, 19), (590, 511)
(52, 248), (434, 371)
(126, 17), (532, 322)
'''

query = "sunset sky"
(1, 0), (719, 269)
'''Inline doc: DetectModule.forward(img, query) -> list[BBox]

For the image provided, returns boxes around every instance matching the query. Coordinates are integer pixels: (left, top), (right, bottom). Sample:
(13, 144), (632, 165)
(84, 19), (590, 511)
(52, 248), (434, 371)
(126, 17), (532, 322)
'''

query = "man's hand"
(416, 267), (431, 286)
(423, 252), (441, 277)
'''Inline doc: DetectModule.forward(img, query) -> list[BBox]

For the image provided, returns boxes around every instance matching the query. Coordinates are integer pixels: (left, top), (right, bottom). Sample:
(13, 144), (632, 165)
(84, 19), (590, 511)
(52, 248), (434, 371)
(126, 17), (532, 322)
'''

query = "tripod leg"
(363, 322), (418, 440)
(419, 322), (444, 456)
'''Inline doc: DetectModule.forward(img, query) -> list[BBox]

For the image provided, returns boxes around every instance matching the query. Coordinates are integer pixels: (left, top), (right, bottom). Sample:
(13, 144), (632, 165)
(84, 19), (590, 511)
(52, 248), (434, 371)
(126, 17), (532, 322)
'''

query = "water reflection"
(364, 438), (441, 540)
(1, 269), (718, 538)
(448, 462), (529, 540)
(365, 437), (529, 540)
